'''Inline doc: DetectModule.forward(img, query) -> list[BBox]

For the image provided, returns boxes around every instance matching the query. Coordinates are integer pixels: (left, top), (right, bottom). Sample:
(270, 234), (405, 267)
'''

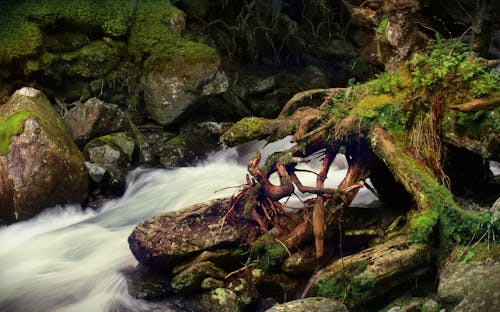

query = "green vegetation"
(0, 0), (134, 63)
(0, 0), (218, 70)
(129, 0), (218, 69)
(409, 39), (500, 97)
(249, 233), (289, 271)
(0, 110), (33, 155)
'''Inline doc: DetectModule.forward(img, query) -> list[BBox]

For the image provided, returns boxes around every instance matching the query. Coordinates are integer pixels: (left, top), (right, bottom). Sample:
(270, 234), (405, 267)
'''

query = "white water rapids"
(0, 139), (377, 312)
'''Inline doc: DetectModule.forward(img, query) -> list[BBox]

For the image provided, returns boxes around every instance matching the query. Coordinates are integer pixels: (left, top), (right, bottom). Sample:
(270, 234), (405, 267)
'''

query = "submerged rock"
(0, 87), (88, 221)
(128, 198), (259, 270)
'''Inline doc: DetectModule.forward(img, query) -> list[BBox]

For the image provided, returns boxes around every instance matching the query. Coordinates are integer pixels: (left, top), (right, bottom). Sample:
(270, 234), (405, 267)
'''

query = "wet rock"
(142, 54), (228, 126)
(157, 121), (232, 167)
(265, 297), (348, 312)
(63, 97), (126, 145)
(128, 198), (259, 270)
(123, 265), (173, 300)
(0, 87), (88, 221)
(171, 261), (225, 295)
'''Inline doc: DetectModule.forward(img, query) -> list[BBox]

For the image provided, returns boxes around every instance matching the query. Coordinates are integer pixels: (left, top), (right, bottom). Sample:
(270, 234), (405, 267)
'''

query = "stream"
(0, 139), (379, 312)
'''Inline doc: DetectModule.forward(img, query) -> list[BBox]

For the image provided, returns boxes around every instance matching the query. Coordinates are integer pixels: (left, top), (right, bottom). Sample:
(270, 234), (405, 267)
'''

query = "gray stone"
(438, 261), (500, 304)
(84, 161), (106, 183)
(63, 97), (126, 145)
(265, 297), (348, 312)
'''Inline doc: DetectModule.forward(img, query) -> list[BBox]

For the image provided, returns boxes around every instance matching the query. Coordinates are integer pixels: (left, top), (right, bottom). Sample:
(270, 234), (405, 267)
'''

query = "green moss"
(353, 94), (396, 118)
(128, 0), (218, 69)
(316, 261), (372, 308)
(249, 233), (289, 271)
(0, 0), (135, 62)
(408, 209), (439, 243)
(0, 110), (33, 155)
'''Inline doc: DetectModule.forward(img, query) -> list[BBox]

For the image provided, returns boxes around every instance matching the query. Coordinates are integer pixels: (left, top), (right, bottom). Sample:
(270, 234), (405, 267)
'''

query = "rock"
(181, 288), (242, 312)
(142, 54), (228, 126)
(63, 97), (126, 145)
(128, 198), (259, 270)
(0, 87), (88, 221)
(438, 245), (500, 308)
(438, 260), (499, 304)
(297, 66), (328, 90)
(84, 132), (136, 194)
(265, 297), (348, 312)
(227, 277), (259, 306)
(251, 269), (301, 299)
(171, 261), (226, 295)
(85, 132), (135, 166)
(157, 121), (232, 167)
(451, 274), (500, 312)
(123, 265), (173, 300)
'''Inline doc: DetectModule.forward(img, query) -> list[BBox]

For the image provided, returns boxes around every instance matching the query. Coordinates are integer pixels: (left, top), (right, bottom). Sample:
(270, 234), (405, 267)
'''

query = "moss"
(250, 233), (289, 272)
(0, 0), (135, 63)
(0, 110), (33, 155)
(408, 209), (439, 243)
(128, 0), (218, 69)
(316, 261), (372, 307)
(353, 94), (396, 119)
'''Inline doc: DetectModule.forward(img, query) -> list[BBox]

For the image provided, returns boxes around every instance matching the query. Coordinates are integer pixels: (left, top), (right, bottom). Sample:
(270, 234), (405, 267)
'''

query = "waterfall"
(0, 138), (377, 311)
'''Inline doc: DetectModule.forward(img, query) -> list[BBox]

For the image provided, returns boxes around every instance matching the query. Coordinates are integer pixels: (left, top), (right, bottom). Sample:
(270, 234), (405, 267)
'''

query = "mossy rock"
(0, 87), (88, 221)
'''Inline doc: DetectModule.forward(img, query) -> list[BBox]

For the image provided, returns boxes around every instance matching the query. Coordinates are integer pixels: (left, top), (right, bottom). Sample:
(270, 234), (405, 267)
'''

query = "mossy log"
(308, 236), (432, 309)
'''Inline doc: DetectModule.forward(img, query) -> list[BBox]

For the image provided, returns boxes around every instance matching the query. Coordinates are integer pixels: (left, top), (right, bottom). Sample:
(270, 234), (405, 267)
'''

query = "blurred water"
(0, 138), (377, 311)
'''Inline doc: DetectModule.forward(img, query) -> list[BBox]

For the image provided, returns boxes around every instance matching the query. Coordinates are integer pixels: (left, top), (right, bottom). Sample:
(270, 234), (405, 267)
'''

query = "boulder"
(142, 54), (228, 126)
(0, 87), (88, 221)
(265, 297), (348, 312)
(63, 97), (126, 145)
(128, 198), (259, 270)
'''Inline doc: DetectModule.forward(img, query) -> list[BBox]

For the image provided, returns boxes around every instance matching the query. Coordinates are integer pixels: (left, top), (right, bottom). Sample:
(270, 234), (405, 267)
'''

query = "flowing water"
(0, 139), (376, 312)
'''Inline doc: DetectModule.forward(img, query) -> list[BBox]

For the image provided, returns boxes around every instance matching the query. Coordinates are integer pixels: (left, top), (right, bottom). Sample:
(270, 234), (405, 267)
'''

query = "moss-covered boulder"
(0, 87), (88, 221)
(437, 243), (500, 310)
(128, 198), (259, 270)
(142, 53), (228, 126)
